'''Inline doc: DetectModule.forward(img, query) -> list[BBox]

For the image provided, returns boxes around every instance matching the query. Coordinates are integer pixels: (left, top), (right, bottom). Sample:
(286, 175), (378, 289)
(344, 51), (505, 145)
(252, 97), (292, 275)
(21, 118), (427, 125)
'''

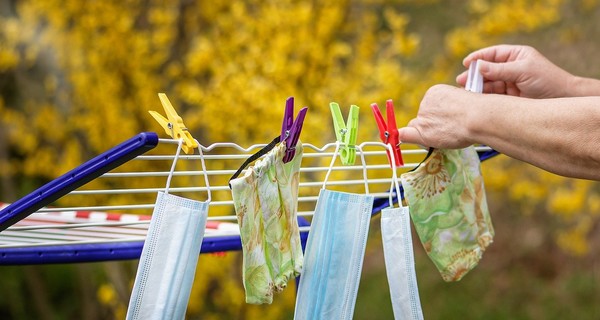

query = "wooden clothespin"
(330, 102), (359, 165)
(371, 99), (403, 167)
(149, 93), (198, 154)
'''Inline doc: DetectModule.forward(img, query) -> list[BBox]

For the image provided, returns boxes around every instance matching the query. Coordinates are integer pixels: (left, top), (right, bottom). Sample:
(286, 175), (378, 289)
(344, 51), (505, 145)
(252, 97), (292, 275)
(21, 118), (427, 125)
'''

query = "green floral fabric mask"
(400, 146), (494, 282)
(230, 141), (304, 304)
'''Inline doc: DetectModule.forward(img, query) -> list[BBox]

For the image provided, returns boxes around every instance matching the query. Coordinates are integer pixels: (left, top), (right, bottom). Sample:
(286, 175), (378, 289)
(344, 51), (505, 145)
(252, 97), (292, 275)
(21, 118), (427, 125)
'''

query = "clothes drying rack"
(0, 131), (497, 265)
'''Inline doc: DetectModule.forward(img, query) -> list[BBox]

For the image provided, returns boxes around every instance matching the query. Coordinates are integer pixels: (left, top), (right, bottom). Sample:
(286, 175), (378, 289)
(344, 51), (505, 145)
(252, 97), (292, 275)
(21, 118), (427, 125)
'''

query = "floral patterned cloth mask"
(230, 141), (304, 304)
(400, 146), (494, 282)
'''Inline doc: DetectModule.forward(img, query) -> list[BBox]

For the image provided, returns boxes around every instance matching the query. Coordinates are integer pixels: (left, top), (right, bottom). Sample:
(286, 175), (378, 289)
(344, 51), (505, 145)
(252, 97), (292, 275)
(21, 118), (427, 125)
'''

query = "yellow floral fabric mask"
(230, 141), (303, 304)
(400, 146), (494, 282)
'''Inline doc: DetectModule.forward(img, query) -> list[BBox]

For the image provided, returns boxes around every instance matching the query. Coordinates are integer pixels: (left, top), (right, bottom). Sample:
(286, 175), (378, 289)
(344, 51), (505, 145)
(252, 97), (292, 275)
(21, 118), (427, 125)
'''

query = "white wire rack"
(0, 135), (493, 264)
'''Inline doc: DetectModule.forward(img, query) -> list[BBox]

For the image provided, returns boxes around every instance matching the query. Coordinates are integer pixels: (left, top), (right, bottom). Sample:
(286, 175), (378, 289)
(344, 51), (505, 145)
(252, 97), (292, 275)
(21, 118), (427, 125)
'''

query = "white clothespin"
(466, 59), (483, 94)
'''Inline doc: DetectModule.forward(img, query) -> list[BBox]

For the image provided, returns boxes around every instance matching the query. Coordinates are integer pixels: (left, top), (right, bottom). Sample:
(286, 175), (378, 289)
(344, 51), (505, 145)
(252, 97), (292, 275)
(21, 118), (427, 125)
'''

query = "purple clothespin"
(281, 97), (308, 163)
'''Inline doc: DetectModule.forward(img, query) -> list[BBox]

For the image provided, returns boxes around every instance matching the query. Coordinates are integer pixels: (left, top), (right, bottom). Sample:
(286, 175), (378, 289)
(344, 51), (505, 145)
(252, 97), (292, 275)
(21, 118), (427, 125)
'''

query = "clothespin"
(149, 93), (198, 154)
(281, 97), (308, 163)
(465, 59), (483, 93)
(371, 99), (404, 167)
(330, 102), (359, 165)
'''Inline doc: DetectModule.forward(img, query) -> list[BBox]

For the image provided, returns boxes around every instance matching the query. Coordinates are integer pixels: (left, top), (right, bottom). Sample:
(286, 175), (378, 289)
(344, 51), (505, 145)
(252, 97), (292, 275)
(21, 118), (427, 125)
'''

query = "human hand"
(398, 84), (480, 149)
(456, 45), (574, 98)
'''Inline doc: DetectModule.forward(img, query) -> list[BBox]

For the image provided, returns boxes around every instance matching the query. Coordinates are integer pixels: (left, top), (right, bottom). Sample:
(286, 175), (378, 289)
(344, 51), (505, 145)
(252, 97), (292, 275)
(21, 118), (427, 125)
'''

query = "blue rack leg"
(0, 132), (159, 231)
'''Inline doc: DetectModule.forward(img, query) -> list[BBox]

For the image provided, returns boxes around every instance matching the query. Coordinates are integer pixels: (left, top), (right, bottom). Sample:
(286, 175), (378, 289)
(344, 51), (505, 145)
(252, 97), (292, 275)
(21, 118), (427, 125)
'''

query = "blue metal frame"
(0, 132), (159, 231)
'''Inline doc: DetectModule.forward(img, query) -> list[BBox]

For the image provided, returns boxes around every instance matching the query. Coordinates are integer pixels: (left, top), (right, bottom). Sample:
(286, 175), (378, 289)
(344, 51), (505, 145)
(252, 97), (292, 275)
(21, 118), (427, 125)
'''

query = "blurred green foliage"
(0, 0), (599, 319)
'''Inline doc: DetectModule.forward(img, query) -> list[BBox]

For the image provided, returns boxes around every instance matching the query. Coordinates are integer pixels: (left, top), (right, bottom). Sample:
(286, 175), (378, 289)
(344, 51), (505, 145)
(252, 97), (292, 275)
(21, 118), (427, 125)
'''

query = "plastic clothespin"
(149, 93), (198, 154)
(330, 102), (359, 166)
(466, 59), (483, 93)
(371, 99), (404, 167)
(281, 96), (308, 163)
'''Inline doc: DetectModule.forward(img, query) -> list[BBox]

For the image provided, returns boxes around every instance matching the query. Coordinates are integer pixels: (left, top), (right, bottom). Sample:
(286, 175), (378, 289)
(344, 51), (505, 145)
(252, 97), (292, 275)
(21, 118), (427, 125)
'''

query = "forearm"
(469, 94), (600, 180)
(568, 76), (600, 97)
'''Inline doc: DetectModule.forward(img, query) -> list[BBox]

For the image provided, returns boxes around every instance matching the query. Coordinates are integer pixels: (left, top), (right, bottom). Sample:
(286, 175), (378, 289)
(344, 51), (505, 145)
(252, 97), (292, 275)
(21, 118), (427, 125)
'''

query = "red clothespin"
(371, 99), (404, 167)
(281, 97), (308, 163)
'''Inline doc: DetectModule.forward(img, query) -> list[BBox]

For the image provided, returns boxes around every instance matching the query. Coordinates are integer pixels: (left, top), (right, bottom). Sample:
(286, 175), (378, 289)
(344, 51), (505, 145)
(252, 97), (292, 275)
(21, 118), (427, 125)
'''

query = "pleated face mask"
(230, 141), (304, 304)
(400, 146), (494, 282)
(294, 142), (374, 320)
(380, 146), (424, 320)
(127, 141), (211, 320)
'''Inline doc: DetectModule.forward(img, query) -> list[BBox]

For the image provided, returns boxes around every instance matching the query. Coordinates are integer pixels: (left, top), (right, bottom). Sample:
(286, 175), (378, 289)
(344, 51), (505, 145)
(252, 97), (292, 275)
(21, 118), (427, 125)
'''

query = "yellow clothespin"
(330, 102), (359, 165)
(149, 93), (198, 154)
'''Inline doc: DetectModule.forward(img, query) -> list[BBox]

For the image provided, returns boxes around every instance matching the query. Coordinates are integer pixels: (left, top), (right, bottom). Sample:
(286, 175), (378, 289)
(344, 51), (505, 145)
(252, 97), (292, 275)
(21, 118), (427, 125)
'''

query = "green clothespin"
(330, 102), (359, 165)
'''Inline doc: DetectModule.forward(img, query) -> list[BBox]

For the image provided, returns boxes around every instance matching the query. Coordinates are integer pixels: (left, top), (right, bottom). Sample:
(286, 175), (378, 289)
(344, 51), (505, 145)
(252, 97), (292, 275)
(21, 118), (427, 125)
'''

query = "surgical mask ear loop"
(355, 145), (369, 194)
(321, 141), (342, 190)
(386, 143), (402, 208)
(196, 140), (212, 203)
(165, 139), (184, 195)
(321, 141), (369, 194)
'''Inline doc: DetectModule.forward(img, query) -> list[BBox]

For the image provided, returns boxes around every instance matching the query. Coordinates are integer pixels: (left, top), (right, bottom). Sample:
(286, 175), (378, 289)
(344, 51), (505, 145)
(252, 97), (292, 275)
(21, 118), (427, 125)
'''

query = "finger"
(478, 60), (522, 83)
(505, 82), (521, 96)
(463, 44), (522, 67)
(491, 81), (507, 94)
(456, 70), (469, 87)
(398, 126), (427, 146)
(482, 81), (503, 94)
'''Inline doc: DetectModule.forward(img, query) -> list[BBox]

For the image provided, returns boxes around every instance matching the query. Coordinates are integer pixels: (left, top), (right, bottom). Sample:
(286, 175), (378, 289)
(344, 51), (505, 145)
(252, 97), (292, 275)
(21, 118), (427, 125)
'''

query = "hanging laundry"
(400, 146), (494, 282)
(294, 141), (373, 320)
(127, 96), (211, 320)
(295, 189), (373, 320)
(127, 139), (211, 320)
(230, 141), (304, 304)
(379, 142), (424, 320)
(127, 192), (210, 320)
(381, 205), (424, 320)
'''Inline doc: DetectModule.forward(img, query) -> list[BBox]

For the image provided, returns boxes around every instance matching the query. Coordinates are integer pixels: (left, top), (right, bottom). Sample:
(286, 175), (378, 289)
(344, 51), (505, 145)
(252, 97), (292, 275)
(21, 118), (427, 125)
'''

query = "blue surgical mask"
(127, 140), (211, 320)
(294, 142), (374, 320)
(381, 206), (424, 320)
(380, 145), (424, 320)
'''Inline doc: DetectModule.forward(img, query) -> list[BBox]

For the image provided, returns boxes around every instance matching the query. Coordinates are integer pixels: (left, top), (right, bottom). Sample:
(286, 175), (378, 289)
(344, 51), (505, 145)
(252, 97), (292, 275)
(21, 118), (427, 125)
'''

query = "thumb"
(478, 60), (521, 83)
(398, 126), (426, 146)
